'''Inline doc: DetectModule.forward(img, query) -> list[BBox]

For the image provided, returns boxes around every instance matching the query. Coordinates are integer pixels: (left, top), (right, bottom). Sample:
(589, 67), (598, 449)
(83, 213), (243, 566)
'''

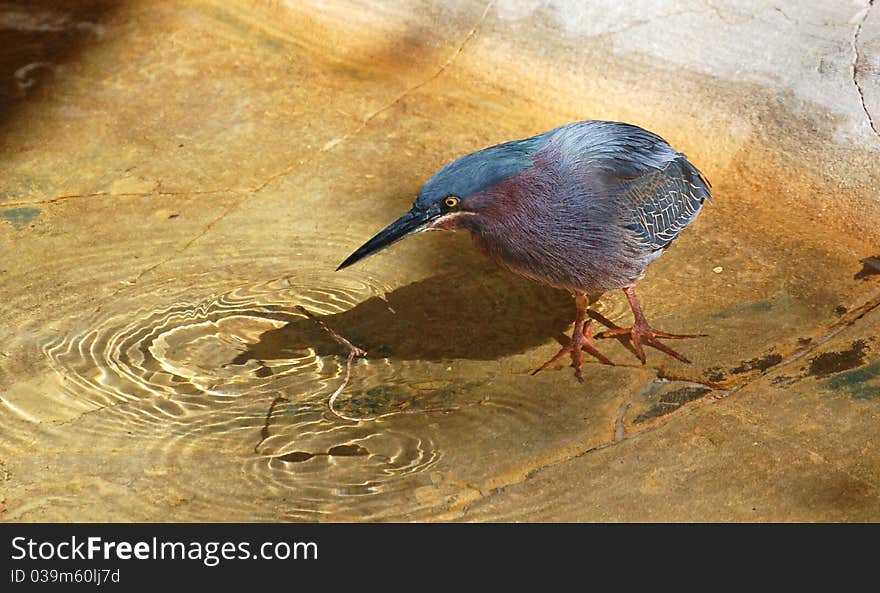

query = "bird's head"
(337, 134), (547, 271)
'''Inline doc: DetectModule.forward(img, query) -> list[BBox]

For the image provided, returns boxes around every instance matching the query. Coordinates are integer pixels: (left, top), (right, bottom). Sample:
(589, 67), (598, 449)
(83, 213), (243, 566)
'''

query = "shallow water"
(2, 223), (643, 520)
(2, 1), (880, 522)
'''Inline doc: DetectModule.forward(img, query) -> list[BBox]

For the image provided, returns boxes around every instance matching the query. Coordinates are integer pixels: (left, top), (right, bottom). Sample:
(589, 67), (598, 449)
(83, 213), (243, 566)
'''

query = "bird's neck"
(459, 173), (555, 268)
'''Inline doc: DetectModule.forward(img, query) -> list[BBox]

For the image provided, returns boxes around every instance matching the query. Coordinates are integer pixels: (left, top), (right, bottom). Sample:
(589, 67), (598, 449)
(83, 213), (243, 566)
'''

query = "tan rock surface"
(1, 0), (878, 521)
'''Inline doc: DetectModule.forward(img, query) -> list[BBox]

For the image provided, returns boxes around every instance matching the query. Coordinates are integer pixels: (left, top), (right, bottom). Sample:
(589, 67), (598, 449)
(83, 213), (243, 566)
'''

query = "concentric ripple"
(19, 262), (477, 519)
(5, 232), (634, 520)
(42, 274), (384, 410)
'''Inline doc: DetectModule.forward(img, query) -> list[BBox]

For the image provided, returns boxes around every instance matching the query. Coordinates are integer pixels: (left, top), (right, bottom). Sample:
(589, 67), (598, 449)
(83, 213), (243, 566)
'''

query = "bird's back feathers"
(621, 156), (711, 252)
(546, 121), (711, 252)
(549, 120), (680, 177)
(415, 120), (711, 291)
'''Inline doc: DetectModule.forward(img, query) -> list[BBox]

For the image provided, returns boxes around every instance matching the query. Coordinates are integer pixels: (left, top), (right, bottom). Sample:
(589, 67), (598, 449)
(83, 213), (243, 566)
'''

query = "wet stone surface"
(1, 0), (879, 521)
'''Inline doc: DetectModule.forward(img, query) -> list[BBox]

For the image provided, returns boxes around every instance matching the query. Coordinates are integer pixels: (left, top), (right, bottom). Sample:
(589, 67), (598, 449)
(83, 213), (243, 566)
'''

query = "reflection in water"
(18, 265), (628, 520)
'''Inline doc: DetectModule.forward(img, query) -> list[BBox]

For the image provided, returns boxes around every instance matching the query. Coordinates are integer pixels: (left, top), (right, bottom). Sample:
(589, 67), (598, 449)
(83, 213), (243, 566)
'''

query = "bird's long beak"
(336, 207), (434, 270)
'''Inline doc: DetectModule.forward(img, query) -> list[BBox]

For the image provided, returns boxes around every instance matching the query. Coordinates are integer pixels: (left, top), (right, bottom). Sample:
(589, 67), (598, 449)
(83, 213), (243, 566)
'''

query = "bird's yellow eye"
(444, 196), (460, 208)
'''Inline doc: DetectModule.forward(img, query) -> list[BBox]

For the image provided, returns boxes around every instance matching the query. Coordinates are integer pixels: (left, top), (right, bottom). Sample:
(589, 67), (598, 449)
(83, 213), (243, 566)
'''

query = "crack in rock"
(308, 0), (494, 160)
(40, 1), (497, 301)
(853, 0), (879, 139)
(2, 189), (237, 208)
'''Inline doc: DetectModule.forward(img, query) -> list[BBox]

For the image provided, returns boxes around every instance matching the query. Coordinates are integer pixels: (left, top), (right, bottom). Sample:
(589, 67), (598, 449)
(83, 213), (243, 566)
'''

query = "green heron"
(337, 120), (711, 381)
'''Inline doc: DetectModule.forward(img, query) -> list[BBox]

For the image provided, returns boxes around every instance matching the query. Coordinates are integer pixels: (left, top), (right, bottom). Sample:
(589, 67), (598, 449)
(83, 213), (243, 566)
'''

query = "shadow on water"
(231, 271), (575, 364)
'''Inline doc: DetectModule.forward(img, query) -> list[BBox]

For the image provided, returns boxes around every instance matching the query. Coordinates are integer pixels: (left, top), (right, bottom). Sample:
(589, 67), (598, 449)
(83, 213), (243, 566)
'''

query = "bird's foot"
(596, 319), (704, 364)
(532, 320), (613, 382)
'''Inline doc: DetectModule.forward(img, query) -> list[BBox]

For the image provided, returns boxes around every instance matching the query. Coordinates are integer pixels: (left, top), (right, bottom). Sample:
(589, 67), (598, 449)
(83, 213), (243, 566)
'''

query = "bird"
(337, 120), (711, 381)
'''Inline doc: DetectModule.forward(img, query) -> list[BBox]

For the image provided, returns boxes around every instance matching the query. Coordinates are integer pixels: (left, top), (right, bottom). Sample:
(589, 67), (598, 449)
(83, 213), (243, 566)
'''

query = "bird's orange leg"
(596, 286), (704, 364)
(532, 292), (613, 382)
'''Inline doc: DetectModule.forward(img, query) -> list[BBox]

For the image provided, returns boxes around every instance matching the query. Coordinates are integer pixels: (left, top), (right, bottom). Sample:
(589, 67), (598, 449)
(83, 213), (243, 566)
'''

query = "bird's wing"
(618, 156), (711, 252)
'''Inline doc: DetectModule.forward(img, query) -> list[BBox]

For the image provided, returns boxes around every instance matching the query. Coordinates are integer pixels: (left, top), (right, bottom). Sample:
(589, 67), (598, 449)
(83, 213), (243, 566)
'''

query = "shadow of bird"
(230, 270), (573, 366)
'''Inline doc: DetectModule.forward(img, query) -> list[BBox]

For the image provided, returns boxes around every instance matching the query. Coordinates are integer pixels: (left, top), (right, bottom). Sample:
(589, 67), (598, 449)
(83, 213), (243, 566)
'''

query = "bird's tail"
(676, 154), (713, 204)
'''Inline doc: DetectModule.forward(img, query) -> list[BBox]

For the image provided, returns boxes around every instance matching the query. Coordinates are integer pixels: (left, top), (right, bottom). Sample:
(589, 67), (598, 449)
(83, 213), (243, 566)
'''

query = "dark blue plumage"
(338, 120), (712, 380)
(415, 134), (548, 209)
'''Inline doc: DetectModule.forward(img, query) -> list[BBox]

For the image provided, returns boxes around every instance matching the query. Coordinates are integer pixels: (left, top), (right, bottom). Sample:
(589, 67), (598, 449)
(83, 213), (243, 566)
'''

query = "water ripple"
(6, 235), (632, 520)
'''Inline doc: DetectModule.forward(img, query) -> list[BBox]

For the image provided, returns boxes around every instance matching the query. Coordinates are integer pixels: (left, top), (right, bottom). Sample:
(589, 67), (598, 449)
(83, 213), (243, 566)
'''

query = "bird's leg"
(532, 292), (613, 382)
(596, 286), (703, 364)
